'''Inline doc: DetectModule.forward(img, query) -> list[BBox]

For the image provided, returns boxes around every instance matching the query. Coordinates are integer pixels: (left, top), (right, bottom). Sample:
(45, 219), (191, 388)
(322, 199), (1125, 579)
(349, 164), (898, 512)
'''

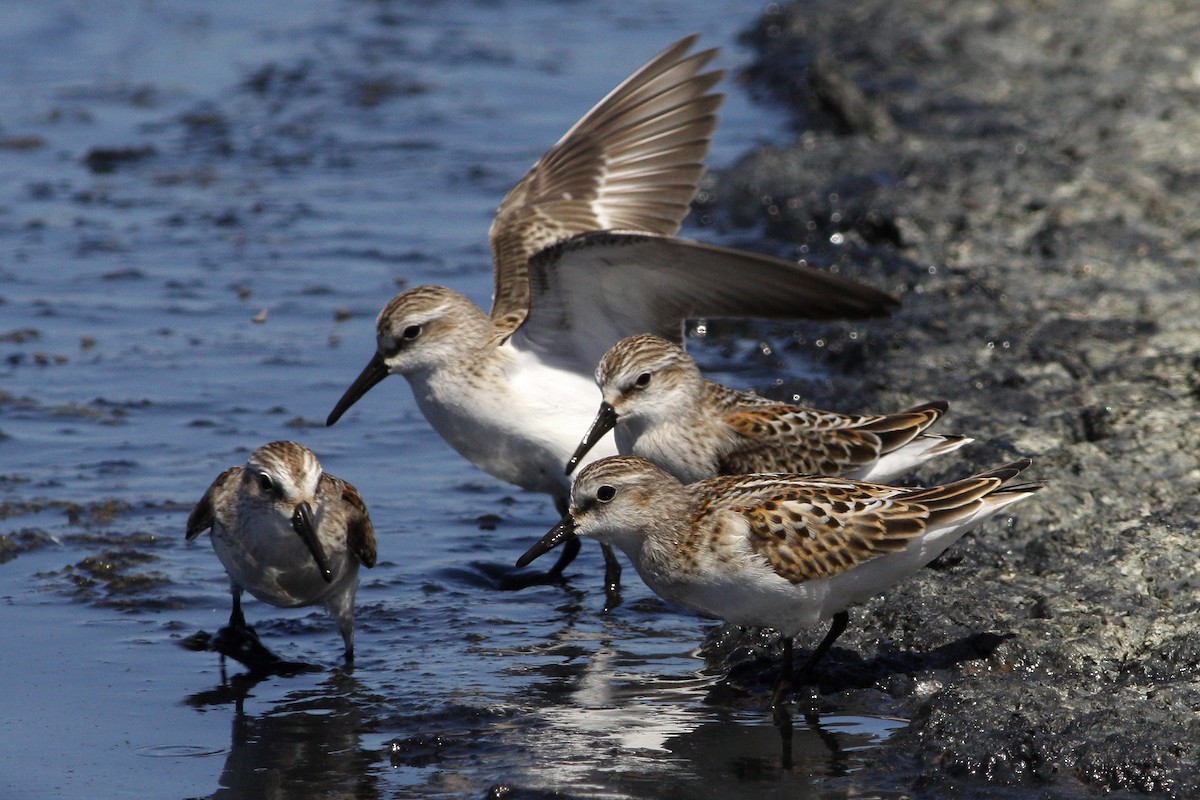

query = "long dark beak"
(516, 515), (578, 568)
(565, 402), (618, 475)
(292, 502), (333, 582)
(327, 351), (389, 426)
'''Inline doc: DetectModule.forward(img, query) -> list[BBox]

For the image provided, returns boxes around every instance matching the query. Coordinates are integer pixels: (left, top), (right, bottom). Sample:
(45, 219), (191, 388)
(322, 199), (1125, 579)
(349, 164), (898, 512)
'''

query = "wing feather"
(326, 474), (377, 569)
(186, 467), (240, 540)
(489, 35), (724, 326)
(719, 400), (949, 476)
(519, 232), (897, 371)
(695, 459), (1038, 584)
(741, 492), (929, 582)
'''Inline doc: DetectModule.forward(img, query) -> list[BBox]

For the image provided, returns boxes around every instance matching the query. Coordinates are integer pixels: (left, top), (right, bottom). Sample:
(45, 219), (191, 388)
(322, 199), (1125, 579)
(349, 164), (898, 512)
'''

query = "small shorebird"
(517, 455), (1041, 707)
(326, 36), (897, 599)
(566, 333), (969, 483)
(186, 441), (377, 663)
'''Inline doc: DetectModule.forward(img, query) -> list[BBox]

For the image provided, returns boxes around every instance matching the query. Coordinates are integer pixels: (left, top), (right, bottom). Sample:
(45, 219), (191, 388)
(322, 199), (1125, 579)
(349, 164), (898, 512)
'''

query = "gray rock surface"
(698, 0), (1200, 795)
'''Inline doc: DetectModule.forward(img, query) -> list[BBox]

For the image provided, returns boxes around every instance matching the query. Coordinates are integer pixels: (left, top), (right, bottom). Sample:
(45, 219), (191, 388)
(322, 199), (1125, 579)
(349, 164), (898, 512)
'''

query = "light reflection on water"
(0, 0), (906, 797)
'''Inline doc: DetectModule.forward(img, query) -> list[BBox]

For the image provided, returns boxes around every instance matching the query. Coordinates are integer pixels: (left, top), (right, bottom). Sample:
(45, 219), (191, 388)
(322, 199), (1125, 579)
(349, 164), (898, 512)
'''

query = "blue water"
(0, 2), (904, 797)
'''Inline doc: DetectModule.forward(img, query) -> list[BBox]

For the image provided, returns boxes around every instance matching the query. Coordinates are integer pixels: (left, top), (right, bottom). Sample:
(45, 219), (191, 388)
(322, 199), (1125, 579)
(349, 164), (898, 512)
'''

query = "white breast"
(410, 343), (619, 497)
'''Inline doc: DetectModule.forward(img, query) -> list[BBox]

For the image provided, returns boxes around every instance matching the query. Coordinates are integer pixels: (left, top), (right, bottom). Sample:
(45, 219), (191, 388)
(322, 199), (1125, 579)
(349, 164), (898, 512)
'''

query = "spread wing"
(185, 467), (240, 540)
(488, 35), (724, 331)
(516, 232), (898, 371)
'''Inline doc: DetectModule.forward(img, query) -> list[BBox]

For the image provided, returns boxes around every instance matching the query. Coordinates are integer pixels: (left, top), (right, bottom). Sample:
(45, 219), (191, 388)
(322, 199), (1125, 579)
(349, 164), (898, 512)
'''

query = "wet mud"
(698, 0), (1200, 795)
(3, 0), (1197, 797)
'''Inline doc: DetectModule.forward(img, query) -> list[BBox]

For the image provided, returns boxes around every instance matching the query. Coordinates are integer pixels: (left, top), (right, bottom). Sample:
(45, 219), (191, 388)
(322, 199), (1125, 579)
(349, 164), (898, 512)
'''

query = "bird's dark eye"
(256, 473), (275, 494)
(633, 372), (651, 389)
(402, 324), (422, 341)
(596, 485), (616, 502)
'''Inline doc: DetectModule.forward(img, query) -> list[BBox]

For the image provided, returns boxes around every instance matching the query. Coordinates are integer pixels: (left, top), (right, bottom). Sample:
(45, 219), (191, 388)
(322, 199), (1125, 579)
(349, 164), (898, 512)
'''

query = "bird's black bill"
(564, 402), (618, 475)
(327, 351), (389, 426)
(292, 502), (333, 582)
(516, 516), (578, 568)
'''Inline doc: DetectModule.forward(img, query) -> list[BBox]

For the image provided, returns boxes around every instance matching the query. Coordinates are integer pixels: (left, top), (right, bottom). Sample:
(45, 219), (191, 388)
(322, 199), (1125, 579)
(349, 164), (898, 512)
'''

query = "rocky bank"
(699, 0), (1200, 796)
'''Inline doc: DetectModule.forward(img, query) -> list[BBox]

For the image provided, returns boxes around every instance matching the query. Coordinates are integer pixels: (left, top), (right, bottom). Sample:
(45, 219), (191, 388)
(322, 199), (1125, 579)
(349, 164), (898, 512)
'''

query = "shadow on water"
(708, 626), (1014, 698)
(164, 542), (919, 800)
(182, 624), (328, 678)
(179, 662), (904, 799)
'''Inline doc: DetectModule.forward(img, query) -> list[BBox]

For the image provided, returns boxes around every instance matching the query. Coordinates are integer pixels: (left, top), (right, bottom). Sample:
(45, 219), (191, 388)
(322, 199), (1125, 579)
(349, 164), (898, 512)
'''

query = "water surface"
(0, 2), (902, 797)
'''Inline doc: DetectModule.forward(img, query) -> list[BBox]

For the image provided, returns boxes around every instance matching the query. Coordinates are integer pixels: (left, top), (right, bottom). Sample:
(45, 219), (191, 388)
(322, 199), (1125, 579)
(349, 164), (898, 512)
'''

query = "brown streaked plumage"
(519, 455), (1042, 708)
(186, 441), (377, 662)
(566, 333), (969, 482)
(326, 37), (898, 602)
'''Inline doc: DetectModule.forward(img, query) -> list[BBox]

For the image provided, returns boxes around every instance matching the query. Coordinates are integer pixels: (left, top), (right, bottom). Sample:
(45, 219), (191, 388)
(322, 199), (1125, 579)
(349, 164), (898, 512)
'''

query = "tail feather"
(850, 433), (973, 483)
(848, 400), (970, 483)
(860, 400), (948, 452)
(902, 458), (1039, 529)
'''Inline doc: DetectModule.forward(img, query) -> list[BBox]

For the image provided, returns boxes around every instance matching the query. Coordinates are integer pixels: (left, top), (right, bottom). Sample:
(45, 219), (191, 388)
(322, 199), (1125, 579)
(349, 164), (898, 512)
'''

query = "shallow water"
(0, 2), (904, 797)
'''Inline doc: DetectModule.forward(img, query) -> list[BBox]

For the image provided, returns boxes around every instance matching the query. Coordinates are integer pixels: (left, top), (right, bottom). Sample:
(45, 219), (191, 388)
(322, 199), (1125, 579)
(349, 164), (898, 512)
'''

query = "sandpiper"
(566, 333), (970, 483)
(518, 455), (1041, 707)
(326, 36), (897, 599)
(186, 441), (377, 663)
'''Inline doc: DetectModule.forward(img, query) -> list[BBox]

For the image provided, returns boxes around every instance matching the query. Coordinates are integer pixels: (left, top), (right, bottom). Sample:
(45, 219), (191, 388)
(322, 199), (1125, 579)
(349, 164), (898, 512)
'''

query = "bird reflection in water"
(509, 636), (900, 792)
(186, 671), (382, 800)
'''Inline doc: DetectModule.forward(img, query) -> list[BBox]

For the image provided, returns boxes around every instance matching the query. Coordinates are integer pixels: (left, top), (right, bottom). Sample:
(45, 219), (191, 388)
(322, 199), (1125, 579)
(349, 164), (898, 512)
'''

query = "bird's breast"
(409, 351), (618, 496)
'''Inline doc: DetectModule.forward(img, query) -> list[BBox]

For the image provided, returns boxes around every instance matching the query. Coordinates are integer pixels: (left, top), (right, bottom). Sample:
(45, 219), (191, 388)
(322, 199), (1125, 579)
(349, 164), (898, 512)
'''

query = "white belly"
(410, 348), (618, 498)
(647, 567), (831, 635)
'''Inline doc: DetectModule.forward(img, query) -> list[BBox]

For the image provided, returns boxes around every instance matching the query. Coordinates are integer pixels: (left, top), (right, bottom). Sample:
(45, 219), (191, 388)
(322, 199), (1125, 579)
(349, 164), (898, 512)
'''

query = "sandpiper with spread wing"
(325, 36), (897, 602)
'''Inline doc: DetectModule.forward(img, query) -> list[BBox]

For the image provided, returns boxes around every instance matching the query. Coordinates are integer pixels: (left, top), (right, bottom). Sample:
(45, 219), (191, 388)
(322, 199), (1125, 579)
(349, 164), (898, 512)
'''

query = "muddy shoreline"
(2, 2), (1197, 796)
(700, 1), (1200, 795)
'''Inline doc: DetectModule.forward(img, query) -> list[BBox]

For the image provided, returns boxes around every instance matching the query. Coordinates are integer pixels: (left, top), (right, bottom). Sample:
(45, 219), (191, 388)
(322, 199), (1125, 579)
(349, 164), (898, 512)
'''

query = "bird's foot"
(199, 624), (319, 677)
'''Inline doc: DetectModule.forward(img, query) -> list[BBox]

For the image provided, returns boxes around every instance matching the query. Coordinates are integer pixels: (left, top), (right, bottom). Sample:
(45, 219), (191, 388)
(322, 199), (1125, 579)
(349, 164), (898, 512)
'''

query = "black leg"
(600, 544), (623, 612)
(221, 589), (246, 670)
(228, 589), (247, 630)
(769, 636), (795, 708)
(797, 610), (849, 678)
(546, 536), (582, 579)
(773, 701), (794, 770)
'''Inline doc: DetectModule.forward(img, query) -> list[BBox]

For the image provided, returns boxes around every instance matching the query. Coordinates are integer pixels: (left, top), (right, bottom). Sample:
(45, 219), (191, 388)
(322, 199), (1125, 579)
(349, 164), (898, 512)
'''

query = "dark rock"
(81, 145), (156, 174)
(703, 0), (1200, 795)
